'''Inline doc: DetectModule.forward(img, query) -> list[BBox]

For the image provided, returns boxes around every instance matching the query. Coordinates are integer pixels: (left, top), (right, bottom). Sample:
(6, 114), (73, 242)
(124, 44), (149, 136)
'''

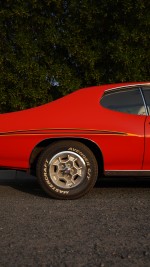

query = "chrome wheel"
(49, 151), (86, 189)
(37, 140), (98, 199)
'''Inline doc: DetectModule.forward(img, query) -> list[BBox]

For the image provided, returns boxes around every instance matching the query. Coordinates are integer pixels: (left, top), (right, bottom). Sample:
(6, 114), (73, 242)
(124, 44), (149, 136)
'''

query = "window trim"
(141, 86), (150, 116)
(100, 86), (148, 116)
(104, 83), (150, 94)
(139, 88), (149, 116)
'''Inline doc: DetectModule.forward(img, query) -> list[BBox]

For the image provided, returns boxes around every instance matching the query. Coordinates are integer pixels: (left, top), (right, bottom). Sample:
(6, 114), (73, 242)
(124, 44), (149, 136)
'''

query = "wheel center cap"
(64, 168), (71, 174)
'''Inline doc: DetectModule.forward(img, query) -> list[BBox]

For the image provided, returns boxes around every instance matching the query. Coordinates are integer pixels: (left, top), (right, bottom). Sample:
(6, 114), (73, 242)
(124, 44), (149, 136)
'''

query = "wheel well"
(29, 138), (104, 178)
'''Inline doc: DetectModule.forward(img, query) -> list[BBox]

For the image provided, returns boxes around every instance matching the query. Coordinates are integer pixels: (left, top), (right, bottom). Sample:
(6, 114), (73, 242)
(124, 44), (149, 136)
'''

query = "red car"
(0, 82), (150, 199)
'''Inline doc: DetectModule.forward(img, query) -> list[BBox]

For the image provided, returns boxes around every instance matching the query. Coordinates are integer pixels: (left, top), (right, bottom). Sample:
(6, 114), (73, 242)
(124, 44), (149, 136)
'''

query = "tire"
(36, 140), (98, 199)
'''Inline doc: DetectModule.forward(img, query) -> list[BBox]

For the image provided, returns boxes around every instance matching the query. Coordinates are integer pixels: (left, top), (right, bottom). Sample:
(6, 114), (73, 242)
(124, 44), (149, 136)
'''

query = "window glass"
(100, 88), (146, 115)
(142, 87), (150, 113)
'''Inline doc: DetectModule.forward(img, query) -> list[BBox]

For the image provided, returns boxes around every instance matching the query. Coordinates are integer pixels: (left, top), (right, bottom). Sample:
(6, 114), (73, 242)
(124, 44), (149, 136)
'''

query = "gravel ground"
(0, 170), (150, 267)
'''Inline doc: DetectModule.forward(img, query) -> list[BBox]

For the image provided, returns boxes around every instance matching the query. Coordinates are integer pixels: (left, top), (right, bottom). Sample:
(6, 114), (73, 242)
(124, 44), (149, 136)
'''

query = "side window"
(100, 88), (146, 115)
(142, 87), (150, 113)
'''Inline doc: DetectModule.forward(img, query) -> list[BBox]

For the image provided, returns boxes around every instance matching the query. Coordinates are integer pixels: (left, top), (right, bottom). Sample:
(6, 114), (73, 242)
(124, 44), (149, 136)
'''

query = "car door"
(99, 86), (147, 172)
(140, 85), (150, 170)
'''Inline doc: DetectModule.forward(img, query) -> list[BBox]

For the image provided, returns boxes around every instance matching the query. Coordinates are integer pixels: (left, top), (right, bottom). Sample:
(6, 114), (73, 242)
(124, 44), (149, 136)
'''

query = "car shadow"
(0, 170), (150, 198)
(96, 176), (150, 188)
(0, 170), (48, 198)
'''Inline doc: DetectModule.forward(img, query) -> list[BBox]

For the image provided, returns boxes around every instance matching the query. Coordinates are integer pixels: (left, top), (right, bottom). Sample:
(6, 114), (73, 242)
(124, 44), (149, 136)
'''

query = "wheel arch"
(29, 137), (104, 178)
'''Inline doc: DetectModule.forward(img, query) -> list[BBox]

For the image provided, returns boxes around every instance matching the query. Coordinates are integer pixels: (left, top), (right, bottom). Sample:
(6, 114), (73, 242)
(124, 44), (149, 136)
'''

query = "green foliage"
(0, 0), (150, 112)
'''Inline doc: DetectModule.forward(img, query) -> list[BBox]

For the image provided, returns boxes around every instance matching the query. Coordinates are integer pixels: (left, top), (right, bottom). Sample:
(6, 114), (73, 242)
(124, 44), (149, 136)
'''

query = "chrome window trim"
(104, 83), (150, 94)
(141, 86), (150, 115)
(100, 86), (148, 116)
(139, 88), (148, 116)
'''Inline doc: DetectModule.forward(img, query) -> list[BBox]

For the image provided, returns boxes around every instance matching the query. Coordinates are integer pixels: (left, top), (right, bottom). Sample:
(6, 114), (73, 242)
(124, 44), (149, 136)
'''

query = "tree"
(0, 0), (149, 113)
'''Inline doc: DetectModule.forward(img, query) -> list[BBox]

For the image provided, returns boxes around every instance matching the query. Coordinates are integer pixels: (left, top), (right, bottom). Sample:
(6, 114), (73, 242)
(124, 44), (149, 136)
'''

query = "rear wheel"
(36, 140), (98, 199)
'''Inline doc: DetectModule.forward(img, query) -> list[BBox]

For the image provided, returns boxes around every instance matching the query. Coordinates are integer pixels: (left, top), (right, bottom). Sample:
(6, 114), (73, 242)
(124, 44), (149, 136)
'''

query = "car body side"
(0, 82), (149, 175)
